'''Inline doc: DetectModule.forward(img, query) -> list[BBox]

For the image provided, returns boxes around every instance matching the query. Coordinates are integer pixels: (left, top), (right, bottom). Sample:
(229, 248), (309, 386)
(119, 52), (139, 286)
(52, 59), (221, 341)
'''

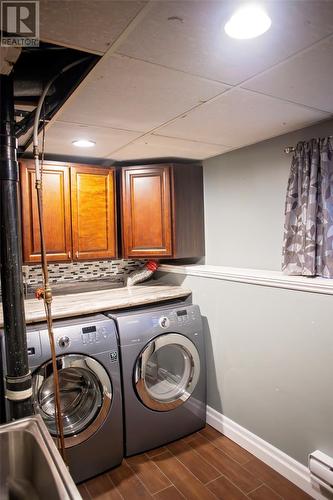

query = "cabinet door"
(20, 162), (72, 263)
(71, 165), (117, 260)
(122, 166), (172, 258)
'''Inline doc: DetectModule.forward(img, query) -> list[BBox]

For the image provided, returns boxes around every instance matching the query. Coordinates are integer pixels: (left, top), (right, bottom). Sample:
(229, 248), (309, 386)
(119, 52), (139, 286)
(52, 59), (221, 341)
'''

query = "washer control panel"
(58, 336), (70, 349)
(80, 324), (110, 344)
(24, 315), (118, 363)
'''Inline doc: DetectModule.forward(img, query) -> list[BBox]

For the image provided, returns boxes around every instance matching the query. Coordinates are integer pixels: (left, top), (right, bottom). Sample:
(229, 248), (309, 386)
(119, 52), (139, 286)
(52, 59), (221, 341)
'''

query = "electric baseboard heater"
(309, 450), (333, 493)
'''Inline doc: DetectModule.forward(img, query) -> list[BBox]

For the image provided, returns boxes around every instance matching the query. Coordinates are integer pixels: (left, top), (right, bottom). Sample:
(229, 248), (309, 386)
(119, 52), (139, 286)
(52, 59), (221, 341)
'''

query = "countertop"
(0, 282), (191, 327)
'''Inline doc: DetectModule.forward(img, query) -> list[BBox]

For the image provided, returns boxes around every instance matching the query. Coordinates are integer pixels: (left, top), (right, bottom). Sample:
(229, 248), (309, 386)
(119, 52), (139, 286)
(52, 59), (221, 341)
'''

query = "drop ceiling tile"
(242, 37), (333, 113)
(59, 54), (229, 131)
(40, 0), (146, 53)
(157, 88), (330, 147)
(109, 134), (230, 160)
(40, 121), (142, 157)
(117, 1), (333, 85)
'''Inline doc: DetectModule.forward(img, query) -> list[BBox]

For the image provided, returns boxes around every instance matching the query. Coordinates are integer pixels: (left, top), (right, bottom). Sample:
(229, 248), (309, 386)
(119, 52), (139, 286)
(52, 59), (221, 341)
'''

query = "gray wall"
(157, 271), (333, 467)
(203, 118), (333, 270)
(157, 120), (333, 467)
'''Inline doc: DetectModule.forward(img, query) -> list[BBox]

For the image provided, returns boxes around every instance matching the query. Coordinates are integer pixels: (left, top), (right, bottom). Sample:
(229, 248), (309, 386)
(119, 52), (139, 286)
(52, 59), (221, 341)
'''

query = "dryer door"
(134, 333), (200, 412)
(32, 354), (112, 448)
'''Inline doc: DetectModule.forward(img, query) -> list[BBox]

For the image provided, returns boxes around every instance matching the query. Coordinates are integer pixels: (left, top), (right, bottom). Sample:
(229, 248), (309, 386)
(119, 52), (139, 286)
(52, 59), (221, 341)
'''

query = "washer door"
(32, 354), (112, 448)
(134, 333), (200, 412)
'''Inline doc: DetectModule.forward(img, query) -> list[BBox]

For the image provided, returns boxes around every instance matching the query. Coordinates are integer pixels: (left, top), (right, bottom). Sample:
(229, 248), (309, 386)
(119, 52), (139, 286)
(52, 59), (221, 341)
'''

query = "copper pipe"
(31, 60), (93, 462)
(35, 175), (66, 461)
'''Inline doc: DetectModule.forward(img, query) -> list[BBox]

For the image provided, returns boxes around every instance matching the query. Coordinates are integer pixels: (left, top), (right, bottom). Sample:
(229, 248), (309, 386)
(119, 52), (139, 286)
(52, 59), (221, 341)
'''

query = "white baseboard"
(206, 406), (330, 500)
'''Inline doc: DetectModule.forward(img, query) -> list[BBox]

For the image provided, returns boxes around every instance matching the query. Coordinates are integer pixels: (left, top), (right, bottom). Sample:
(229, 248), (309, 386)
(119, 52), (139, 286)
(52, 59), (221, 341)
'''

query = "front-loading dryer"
(107, 301), (206, 456)
(1, 314), (123, 483)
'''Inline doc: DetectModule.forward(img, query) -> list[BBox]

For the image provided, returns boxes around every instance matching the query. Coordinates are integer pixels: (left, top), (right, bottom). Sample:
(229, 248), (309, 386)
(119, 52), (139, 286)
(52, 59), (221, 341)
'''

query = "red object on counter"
(146, 261), (159, 272)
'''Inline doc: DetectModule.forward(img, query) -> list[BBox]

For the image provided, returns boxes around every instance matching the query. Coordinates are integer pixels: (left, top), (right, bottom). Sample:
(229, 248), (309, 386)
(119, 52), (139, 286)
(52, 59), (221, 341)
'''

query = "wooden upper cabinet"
(20, 159), (203, 263)
(71, 165), (117, 260)
(122, 166), (172, 258)
(20, 161), (72, 262)
(20, 161), (117, 263)
(121, 163), (205, 259)
(171, 163), (205, 259)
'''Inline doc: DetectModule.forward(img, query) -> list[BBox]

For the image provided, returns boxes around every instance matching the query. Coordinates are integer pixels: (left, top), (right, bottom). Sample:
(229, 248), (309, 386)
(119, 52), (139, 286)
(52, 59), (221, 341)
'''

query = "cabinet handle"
(68, 251), (71, 259)
(76, 251), (79, 259)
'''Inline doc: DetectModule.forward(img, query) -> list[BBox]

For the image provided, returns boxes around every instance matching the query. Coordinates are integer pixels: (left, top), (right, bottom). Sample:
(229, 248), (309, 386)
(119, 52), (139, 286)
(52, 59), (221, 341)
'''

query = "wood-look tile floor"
(79, 425), (312, 500)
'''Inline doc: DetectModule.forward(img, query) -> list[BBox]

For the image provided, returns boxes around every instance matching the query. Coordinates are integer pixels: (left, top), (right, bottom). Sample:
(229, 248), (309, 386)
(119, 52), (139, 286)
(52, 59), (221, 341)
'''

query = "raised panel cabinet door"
(122, 166), (172, 257)
(20, 162), (72, 263)
(71, 166), (117, 260)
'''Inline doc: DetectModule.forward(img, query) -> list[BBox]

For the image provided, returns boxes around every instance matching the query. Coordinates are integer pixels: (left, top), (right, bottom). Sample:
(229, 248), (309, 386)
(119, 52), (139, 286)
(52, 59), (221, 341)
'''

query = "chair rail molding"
(159, 264), (333, 295)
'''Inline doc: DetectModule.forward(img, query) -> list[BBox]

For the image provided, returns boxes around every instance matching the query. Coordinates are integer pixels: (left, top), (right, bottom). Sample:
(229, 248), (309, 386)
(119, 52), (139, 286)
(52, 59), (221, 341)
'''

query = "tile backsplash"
(23, 259), (146, 287)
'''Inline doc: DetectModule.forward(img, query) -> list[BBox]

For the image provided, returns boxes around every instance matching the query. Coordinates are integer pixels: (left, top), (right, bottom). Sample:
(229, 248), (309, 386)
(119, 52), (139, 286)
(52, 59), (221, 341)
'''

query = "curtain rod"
(284, 136), (332, 154)
(284, 147), (295, 154)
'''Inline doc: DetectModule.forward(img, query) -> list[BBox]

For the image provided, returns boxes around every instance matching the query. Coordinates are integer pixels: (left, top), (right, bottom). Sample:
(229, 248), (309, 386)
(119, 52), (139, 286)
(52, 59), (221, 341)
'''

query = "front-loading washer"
(106, 301), (206, 456)
(1, 314), (123, 483)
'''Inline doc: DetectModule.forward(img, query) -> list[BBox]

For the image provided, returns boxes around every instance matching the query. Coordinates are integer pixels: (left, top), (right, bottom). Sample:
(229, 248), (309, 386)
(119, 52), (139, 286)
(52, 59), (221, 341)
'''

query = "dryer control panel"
(155, 306), (200, 329)
(111, 304), (203, 347)
(175, 308), (198, 324)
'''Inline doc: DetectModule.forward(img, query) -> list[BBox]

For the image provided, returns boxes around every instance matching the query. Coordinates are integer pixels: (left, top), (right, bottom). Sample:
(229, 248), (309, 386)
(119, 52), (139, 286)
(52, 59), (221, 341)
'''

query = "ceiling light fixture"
(224, 4), (271, 39)
(72, 139), (96, 148)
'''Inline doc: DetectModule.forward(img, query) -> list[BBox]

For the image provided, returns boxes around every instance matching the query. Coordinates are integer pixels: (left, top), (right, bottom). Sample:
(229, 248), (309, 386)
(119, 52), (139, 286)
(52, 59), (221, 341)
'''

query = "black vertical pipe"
(0, 74), (32, 419)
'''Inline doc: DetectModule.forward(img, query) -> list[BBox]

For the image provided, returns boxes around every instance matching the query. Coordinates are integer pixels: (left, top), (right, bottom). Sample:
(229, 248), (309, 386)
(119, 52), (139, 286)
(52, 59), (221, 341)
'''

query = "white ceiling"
(243, 36), (333, 113)
(39, 0), (333, 161)
(110, 134), (230, 161)
(42, 122), (143, 158)
(59, 54), (229, 132)
(157, 88), (328, 147)
(117, 1), (333, 85)
(40, 1), (145, 54)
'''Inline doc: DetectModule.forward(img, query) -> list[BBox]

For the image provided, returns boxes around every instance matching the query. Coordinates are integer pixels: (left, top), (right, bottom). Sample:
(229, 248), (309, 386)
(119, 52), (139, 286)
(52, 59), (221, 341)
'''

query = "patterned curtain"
(282, 137), (333, 278)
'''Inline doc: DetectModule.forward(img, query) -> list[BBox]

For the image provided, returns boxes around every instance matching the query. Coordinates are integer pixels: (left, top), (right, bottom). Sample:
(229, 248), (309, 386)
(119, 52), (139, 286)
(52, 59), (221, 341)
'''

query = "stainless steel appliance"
(106, 301), (206, 456)
(1, 314), (123, 483)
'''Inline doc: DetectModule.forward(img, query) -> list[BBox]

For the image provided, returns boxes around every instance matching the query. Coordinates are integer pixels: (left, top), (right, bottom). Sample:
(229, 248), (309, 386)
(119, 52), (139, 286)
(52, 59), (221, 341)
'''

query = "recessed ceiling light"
(72, 139), (96, 148)
(224, 4), (271, 39)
